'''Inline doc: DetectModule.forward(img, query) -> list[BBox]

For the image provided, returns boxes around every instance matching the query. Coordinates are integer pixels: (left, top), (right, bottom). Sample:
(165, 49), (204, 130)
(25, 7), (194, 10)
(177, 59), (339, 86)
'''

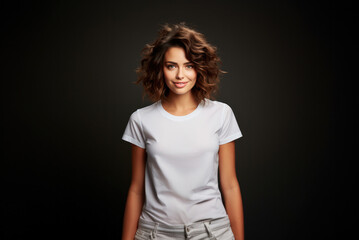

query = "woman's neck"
(162, 92), (199, 115)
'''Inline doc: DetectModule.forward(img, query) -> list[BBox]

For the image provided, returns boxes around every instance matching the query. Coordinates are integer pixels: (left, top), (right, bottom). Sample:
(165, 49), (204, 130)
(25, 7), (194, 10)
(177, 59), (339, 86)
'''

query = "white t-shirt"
(122, 98), (242, 225)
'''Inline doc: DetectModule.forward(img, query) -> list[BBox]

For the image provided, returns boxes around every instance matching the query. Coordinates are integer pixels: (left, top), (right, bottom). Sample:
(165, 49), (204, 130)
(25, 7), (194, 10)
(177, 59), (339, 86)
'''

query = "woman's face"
(163, 47), (197, 97)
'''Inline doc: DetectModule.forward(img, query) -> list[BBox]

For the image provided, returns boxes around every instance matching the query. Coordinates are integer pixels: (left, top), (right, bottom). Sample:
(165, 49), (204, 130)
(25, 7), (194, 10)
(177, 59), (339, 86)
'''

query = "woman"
(122, 23), (244, 240)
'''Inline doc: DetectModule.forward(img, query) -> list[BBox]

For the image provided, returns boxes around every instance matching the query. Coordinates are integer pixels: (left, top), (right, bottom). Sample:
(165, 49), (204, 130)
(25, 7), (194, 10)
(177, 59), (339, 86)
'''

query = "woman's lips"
(173, 81), (188, 88)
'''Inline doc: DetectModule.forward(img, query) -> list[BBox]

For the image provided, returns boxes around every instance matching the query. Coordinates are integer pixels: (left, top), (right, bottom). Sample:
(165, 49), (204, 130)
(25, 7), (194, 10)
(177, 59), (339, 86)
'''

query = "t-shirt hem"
(219, 132), (243, 145)
(122, 135), (145, 149)
(139, 208), (229, 226)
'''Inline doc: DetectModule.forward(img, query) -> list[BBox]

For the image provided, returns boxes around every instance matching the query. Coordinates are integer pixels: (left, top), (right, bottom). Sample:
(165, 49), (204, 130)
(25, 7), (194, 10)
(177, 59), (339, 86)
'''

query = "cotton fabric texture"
(122, 98), (242, 225)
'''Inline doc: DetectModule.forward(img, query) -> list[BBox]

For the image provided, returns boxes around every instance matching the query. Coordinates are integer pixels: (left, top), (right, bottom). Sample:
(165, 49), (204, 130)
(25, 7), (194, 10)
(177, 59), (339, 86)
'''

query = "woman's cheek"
(187, 70), (197, 80)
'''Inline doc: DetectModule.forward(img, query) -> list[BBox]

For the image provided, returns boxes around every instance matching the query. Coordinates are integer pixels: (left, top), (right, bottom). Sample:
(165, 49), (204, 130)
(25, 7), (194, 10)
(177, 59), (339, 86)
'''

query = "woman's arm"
(219, 141), (245, 240)
(121, 144), (147, 240)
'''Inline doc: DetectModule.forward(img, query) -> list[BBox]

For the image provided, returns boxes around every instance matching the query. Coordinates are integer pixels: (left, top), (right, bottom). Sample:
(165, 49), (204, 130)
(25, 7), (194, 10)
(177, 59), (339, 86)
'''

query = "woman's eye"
(186, 65), (194, 69)
(166, 65), (175, 69)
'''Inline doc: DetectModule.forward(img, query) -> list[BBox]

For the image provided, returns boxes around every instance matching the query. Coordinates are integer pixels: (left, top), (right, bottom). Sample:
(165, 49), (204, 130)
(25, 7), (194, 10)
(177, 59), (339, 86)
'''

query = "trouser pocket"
(204, 222), (235, 240)
(135, 224), (159, 240)
(135, 228), (152, 240)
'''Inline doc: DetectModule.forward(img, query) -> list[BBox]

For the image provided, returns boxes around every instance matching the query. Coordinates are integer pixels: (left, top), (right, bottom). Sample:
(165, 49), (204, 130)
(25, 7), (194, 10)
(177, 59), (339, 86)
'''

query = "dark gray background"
(2, 0), (356, 239)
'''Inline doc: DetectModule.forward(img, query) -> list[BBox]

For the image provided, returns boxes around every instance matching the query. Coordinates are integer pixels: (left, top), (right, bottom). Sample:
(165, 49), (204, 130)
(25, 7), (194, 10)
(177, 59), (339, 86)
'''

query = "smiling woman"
(135, 22), (225, 105)
(163, 47), (197, 97)
(122, 23), (245, 240)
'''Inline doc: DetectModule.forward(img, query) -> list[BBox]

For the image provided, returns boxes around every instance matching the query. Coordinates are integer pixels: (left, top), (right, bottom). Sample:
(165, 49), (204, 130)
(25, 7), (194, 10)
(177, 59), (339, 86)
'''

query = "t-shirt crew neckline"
(157, 99), (205, 121)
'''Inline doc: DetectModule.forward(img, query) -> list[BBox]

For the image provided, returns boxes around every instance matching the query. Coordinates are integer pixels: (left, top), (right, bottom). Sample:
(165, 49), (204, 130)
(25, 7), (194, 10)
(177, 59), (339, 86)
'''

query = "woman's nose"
(176, 67), (184, 79)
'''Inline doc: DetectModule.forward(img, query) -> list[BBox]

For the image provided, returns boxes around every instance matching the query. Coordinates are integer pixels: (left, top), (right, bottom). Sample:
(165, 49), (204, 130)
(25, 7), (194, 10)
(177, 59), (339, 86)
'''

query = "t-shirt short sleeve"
(122, 110), (146, 149)
(219, 104), (243, 145)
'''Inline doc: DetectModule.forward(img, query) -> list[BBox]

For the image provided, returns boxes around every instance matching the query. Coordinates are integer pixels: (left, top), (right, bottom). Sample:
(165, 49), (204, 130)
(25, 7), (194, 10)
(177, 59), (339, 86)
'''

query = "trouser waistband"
(138, 215), (230, 234)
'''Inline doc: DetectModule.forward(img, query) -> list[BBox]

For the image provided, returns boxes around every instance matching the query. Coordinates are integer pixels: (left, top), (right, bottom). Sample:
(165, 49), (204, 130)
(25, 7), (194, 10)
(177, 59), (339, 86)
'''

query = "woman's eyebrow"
(165, 61), (192, 65)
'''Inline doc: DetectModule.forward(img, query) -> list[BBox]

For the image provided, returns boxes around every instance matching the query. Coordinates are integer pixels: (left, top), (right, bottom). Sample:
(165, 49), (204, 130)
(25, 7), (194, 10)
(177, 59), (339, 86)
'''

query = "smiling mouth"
(173, 82), (188, 88)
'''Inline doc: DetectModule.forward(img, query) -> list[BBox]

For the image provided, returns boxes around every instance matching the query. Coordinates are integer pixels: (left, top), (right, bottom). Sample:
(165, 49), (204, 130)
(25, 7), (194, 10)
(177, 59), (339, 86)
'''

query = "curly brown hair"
(135, 22), (226, 104)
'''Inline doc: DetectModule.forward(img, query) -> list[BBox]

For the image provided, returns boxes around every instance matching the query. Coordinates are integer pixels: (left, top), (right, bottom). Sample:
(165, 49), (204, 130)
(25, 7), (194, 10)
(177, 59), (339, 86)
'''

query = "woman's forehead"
(164, 47), (190, 63)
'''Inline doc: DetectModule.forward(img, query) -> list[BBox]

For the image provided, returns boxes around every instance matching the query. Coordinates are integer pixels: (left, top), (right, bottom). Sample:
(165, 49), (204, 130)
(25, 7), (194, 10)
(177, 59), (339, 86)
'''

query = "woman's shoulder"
(129, 101), (159, 119)
(203, 98), (232, 110)
(137, 101), (159, 112)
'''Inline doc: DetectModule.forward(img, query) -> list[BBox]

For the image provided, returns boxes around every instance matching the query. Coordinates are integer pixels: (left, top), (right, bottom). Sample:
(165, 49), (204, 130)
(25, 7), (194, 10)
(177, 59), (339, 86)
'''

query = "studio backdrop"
(2, 0), (355, 240)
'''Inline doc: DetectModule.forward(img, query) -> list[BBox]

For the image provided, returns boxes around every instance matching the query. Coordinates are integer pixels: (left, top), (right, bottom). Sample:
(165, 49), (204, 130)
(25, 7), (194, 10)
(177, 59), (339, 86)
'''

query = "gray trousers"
(135, 216), (235, 240)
